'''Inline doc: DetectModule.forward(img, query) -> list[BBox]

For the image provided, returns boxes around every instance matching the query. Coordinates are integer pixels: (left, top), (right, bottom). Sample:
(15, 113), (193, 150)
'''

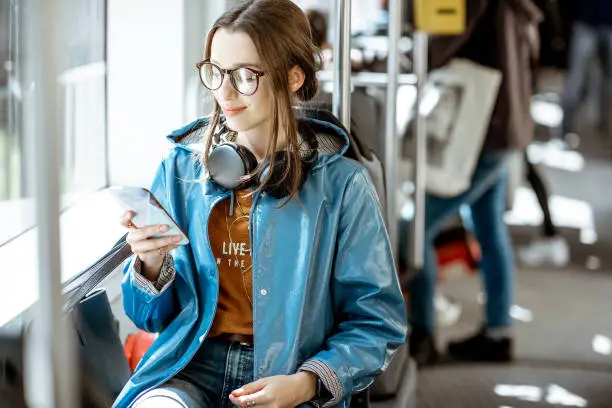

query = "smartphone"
(109, 186), (190, 246)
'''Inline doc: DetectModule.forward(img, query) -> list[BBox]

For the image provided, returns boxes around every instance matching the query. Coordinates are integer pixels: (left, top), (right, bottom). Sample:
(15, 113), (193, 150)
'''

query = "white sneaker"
(518, 236), (570, 267)
(547, 138), (569, 151)
(435, 292), (462, 327)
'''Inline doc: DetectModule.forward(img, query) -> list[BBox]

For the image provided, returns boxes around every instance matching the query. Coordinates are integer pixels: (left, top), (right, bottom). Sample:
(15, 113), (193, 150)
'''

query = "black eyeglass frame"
(196, 60), (266, 96)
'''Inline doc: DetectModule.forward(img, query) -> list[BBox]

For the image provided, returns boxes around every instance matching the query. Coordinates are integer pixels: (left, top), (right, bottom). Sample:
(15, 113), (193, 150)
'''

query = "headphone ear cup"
(208, 143), (258, 189)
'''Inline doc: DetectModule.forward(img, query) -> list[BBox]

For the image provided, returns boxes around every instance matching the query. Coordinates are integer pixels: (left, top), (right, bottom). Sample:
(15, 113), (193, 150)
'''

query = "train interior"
(1, 0), (612, 407)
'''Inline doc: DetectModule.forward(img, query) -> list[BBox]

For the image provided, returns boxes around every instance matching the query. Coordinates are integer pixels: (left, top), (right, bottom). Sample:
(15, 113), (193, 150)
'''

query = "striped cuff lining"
(133, 254), (176, 296)
(298, 359), (343, 407)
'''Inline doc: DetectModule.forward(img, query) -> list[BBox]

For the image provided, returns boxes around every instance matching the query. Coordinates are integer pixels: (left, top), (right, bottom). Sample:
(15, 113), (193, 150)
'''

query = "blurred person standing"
(520, 0), (570, 267)
(559, 0), (612, 144)
(305, 9), (333, 68)
(408, 0), (542, 365)
(305, 8), (368, 71)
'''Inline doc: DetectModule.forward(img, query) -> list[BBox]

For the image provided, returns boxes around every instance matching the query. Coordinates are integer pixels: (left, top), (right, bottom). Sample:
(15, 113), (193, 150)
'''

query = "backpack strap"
(62, 234), (131, 311)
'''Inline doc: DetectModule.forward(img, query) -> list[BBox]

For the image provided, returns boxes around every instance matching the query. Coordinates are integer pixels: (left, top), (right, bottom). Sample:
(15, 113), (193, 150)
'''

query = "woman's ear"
(288, 65), (306, 93)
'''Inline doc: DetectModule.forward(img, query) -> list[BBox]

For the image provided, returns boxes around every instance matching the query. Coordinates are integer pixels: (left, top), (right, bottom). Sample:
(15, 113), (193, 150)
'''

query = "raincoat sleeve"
(121, 161), (180, 333)
(301, 168), (408, 405)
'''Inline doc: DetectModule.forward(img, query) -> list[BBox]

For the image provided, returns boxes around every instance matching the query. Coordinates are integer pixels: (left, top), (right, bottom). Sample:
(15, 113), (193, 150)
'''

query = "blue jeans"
(561, 22), (612, 135)
(132, 338), (254, 408)
(409, 151), (515, 333)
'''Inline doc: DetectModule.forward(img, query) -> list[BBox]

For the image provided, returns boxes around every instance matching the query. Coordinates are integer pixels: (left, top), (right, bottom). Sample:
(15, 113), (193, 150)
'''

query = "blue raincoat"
(114, 117), (408, 407)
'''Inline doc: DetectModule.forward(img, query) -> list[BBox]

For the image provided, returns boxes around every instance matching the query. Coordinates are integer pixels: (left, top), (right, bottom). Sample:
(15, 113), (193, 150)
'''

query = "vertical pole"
(385, 0), (401, 252)
(332, 0), (351, 129)
(25, 0), (77, 406)
(6, 0), (17, 199)
(410, 30), (428, 269)
(3, 88), (11, 199)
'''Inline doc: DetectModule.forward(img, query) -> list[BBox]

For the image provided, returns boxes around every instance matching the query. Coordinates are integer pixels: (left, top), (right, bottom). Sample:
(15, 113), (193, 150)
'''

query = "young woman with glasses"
(115, 1), (407, 407)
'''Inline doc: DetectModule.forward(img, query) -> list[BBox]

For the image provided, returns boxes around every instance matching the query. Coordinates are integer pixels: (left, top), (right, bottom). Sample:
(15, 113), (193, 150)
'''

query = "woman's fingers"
(229, 389), (269, 408)
(130, 235), (183, 254)
(230, 379), (269, 407)
(125, 224), (171, 246)
(129, 224), (170, 242)
(119, 211), (135, 228)
(120, 211), (170, 241)
(231, 378), (267, 397)
(120, 211), (182, 263)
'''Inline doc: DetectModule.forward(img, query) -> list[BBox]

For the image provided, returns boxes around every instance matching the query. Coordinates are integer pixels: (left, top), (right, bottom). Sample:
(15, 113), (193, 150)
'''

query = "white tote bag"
(417, 59), (502, 197)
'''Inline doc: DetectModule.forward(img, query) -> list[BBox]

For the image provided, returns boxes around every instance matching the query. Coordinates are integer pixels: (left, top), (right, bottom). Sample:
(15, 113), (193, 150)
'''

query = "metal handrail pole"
(385, 0), (402, 252)
(332, 0), (352, 128)
(26, 0), (77, 406)
(410, 30), (428, 269)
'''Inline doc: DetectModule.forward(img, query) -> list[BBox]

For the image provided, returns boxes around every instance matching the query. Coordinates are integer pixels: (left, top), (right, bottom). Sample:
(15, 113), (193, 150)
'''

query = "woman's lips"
(223, 106), (247, 117)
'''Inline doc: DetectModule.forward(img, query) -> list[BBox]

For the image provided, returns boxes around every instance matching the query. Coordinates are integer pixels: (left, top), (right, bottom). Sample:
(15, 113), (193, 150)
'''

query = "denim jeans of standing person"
(132, 338), (254, 408)
(561, 22), (612, 137)
(409, 150), (515, 334)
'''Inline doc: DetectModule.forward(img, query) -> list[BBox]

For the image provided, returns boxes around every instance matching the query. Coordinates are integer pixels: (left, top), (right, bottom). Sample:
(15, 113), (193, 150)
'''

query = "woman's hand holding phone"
(120, 210), (183, 282)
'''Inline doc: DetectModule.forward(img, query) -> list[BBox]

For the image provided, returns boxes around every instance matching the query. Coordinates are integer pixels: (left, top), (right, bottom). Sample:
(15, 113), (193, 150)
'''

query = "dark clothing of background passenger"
(560, 1), (612, 138)
(573, 0), (612, 27)
(428, 0), (542, 151)
(525, 154), (557, 237)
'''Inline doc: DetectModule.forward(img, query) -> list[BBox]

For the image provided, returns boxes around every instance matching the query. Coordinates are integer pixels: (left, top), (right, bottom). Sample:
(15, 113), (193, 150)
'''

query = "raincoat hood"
(165, 115), (351, 171)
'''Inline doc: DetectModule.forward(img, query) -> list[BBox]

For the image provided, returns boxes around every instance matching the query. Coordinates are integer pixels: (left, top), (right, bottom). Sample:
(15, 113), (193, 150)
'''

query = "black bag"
(64, 234), (133, 404)
(69, 288), (132, 404)
(0, 331), (28, 408)
(0, 234), (133, 408)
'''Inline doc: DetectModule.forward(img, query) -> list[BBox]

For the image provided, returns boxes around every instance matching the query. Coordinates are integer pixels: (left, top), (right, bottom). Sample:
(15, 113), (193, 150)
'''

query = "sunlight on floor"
(505, 187), (596, 244)
(494, 384), (588, 407)
(527, 142), (585, 173)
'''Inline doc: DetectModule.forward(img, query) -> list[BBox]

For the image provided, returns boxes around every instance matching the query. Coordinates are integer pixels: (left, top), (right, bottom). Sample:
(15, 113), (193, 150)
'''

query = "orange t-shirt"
(207, 190), (254, 337)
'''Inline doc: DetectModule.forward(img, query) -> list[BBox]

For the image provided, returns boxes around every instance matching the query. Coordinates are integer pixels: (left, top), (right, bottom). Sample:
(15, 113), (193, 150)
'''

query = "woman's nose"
(216, 74), (237, 100)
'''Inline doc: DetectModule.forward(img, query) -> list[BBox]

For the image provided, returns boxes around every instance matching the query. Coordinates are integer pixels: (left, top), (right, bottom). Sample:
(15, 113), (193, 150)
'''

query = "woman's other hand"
(120, 210), (182, 281)
(229, 372), (318, 408)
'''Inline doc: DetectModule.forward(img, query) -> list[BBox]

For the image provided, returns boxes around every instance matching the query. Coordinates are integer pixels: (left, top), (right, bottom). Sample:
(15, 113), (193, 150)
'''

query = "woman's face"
(209, 28), (273, 134)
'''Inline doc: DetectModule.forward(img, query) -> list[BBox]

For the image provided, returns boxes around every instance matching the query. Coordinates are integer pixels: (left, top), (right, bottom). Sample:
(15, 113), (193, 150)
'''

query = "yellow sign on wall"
(414, 0), (466, 35)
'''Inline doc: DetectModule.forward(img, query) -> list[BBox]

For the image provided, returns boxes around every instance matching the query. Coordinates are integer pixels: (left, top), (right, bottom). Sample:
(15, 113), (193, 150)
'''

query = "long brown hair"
(201, 0), (321, 204)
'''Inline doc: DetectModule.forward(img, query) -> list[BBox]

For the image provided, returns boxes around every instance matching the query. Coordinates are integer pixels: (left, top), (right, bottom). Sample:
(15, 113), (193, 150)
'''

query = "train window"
(0, 0), (110, 329)
(0, 0), (107, 248)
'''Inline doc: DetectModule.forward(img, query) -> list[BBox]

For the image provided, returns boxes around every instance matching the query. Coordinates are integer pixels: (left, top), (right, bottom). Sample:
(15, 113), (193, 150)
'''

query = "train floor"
(417, 264), (612, 408)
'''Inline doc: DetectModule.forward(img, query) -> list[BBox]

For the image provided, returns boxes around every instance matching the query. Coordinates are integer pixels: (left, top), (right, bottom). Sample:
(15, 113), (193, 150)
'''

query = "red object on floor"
(437, 238), (481, 269)
(435, 227), (482, 282)
(124, 331), (156, 373)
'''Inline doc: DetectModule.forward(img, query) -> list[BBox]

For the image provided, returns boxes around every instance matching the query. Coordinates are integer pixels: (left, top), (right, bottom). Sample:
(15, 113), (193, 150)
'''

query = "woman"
(114, 1), (407, 407)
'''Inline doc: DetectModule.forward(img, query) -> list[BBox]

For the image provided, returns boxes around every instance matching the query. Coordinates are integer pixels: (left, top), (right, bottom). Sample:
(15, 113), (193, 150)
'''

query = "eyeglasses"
(196, 60), (265, 96)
